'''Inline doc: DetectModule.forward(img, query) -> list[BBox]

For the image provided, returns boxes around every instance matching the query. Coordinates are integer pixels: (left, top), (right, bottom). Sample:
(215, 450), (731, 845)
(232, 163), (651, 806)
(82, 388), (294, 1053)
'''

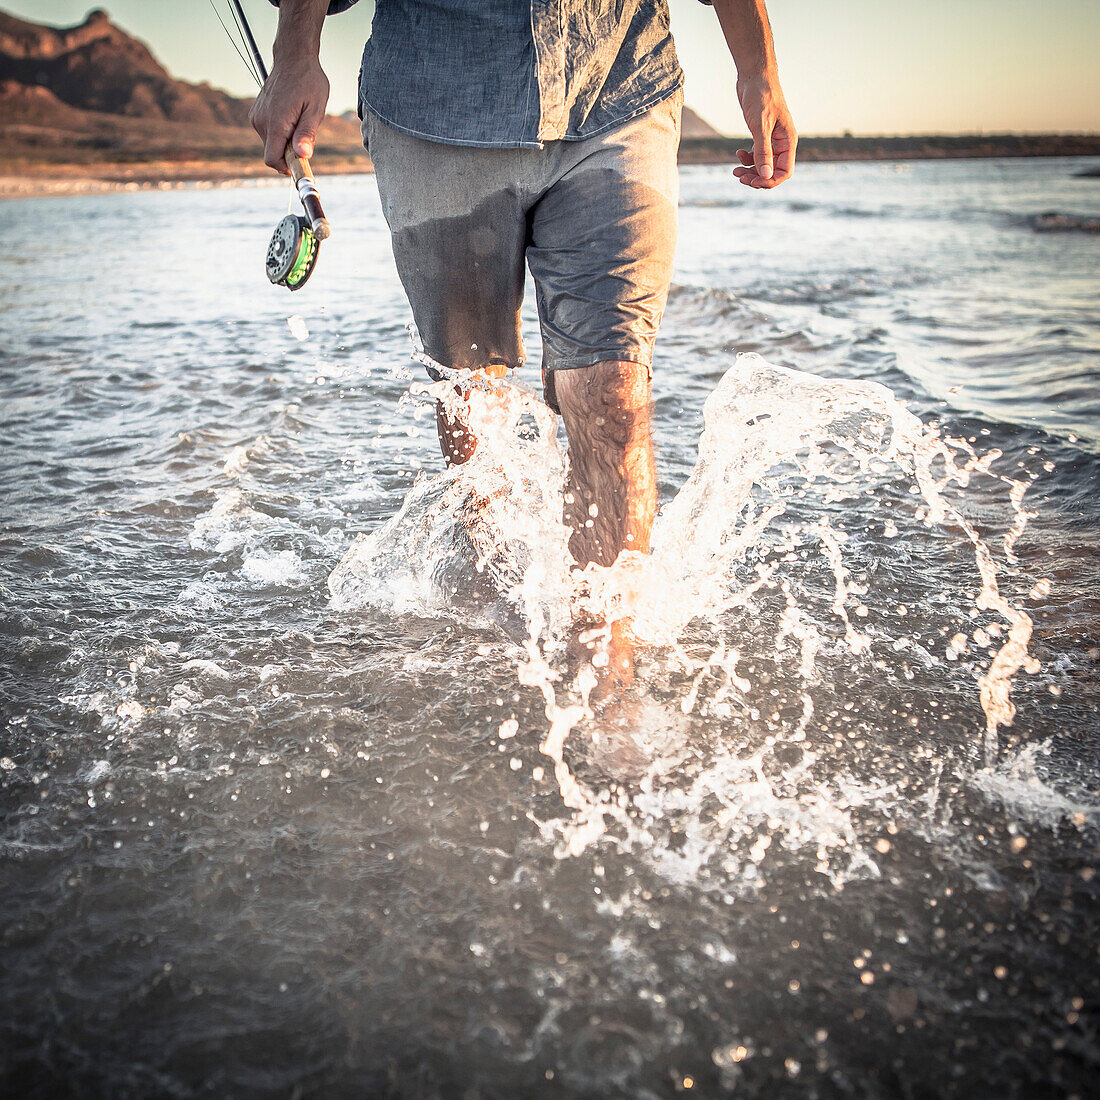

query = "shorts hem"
(544, 350), (654, 372)
(422, 359), (525, 382)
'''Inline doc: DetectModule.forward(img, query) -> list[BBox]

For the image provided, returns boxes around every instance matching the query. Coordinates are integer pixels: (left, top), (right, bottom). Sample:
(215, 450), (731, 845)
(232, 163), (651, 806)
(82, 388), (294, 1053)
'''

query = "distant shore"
(2, 134), (1098, 198)
(0, 156), (373, 198)
(681, 132), (1100, 166)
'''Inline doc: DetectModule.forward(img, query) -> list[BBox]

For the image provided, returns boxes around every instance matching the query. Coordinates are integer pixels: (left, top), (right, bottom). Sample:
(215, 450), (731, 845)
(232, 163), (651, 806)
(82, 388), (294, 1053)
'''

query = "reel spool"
(265, 214), (320, 291)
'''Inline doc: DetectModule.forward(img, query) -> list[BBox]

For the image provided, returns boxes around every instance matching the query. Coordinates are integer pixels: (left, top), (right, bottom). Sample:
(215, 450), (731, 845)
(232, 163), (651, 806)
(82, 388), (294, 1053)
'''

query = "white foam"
(223, 435), (269, 477)
(328, 353), (1040, 858)
(972, 740), (1100, 828)
(189, 490), (269, 554)
(84, 759), (111, 783)
(239, 549), (307, 587)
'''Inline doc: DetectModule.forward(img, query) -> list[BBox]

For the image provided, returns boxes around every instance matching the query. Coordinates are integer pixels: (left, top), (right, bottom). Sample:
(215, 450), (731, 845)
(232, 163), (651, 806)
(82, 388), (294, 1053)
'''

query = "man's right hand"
(249, 53), (330, 174)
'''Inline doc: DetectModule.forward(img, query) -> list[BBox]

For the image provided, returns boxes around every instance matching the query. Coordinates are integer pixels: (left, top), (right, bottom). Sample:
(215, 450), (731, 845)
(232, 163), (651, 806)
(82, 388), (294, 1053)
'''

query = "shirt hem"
(561, 80), (684, 145)
(360, 76), (683, 151)
(361, 101), (546, 150)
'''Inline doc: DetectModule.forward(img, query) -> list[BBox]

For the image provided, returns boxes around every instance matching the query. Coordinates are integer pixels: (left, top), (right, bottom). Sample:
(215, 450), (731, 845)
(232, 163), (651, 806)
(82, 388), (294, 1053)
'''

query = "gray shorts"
(362, 88), (682, 397)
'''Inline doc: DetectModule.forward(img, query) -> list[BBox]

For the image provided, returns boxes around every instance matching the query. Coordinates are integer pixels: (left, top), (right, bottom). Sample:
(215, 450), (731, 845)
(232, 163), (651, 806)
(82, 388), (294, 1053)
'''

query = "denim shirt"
(273, 1), (685, 149)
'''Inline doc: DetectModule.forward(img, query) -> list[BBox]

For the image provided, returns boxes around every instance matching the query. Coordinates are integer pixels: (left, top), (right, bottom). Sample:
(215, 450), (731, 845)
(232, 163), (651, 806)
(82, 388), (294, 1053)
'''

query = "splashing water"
(329, 353), (1038, 862)
(6, 166), (1097, 1095)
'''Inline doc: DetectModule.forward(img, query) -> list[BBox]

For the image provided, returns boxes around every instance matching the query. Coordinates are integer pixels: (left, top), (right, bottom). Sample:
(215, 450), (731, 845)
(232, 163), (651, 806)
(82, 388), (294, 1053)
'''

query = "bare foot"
(584, 695), (650, 780)
(569, 617), (635, 708)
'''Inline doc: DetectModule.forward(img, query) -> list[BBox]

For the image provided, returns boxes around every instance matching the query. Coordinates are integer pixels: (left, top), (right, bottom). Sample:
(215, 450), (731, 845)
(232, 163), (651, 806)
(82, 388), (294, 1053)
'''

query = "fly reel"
(266, 214), (320, 291)
(265, 152), (332, 291)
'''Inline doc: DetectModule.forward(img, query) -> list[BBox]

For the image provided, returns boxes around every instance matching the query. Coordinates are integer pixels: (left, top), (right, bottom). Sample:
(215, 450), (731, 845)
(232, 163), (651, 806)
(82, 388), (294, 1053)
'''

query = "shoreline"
(0, 158), (375, 199)
(3, 142), (1099, 199)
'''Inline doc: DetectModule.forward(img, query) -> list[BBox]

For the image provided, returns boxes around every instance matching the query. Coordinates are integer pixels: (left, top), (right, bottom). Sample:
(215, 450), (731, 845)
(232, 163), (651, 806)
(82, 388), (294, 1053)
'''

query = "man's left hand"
(734, 77), (797, 189)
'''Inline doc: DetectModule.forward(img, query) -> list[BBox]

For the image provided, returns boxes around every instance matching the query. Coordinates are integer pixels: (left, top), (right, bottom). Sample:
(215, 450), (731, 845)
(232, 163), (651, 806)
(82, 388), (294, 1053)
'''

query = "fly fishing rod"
(213, 0), (331, 290)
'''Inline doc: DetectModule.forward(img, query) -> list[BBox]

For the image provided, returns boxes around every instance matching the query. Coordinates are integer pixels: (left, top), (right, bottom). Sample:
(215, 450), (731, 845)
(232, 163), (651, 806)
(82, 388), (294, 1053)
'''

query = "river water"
(2, 158), (1098, 1097)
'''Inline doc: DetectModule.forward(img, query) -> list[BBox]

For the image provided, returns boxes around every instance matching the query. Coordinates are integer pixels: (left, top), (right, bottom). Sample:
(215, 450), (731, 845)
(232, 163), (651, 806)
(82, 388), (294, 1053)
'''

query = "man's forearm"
(272, 0), (329, 64)
(250, 0), (332, 169)
(711, 0), (778, 86)
(712, 0), (796, 187)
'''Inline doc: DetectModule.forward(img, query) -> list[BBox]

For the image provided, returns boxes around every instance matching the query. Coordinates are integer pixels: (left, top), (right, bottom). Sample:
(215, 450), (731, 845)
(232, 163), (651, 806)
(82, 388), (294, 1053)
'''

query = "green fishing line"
(285, 228), (317, 288)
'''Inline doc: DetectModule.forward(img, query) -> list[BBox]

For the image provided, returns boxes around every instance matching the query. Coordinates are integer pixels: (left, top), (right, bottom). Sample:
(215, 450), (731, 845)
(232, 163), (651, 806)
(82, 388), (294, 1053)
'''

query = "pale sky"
(9, 1), (1100, 135)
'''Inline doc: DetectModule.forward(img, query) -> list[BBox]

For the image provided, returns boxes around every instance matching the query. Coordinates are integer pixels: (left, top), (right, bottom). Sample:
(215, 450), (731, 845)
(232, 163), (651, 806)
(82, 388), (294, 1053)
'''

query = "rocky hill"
(0, 6), (365, 184)
(0, 8), (252, 125)
(681, 106), (723, 140)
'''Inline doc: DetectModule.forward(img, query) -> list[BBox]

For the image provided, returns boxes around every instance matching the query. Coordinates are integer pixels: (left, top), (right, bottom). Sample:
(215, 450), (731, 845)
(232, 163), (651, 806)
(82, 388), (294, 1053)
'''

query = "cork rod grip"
(285, 146), (332, 241)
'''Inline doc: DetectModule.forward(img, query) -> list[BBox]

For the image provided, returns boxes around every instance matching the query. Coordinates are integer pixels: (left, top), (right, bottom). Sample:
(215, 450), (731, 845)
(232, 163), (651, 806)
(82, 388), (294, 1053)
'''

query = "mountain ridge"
(0, 8), (253, 126)
(0, 5), (365, 173)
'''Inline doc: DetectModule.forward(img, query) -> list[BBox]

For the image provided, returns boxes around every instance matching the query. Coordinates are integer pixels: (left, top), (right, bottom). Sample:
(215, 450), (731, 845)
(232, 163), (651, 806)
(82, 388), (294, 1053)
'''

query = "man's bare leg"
(435, 364), (510, 467)
(436, 401), (478, 466)
(552, 361), (657, 696)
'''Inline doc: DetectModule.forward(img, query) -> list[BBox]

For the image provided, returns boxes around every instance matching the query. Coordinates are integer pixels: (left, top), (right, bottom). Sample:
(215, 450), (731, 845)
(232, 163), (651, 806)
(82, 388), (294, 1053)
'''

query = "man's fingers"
(291, 120), (317, 161)
(291, 100), (325, 160)
(735, 148), (758, 185)
(249, 91), (290, 173)
(263, 124), (293, 173)
(735, 144), (770, 188)
(733, 167), (765, 189)
(753, 124), (774, 181)
(767, 151), (791, 186)
(770, 124), (797, 185)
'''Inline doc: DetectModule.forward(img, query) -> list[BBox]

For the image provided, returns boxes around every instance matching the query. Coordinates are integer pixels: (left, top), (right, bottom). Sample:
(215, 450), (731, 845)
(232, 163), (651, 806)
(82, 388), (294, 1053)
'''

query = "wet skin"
(437, 360), (656, 697)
